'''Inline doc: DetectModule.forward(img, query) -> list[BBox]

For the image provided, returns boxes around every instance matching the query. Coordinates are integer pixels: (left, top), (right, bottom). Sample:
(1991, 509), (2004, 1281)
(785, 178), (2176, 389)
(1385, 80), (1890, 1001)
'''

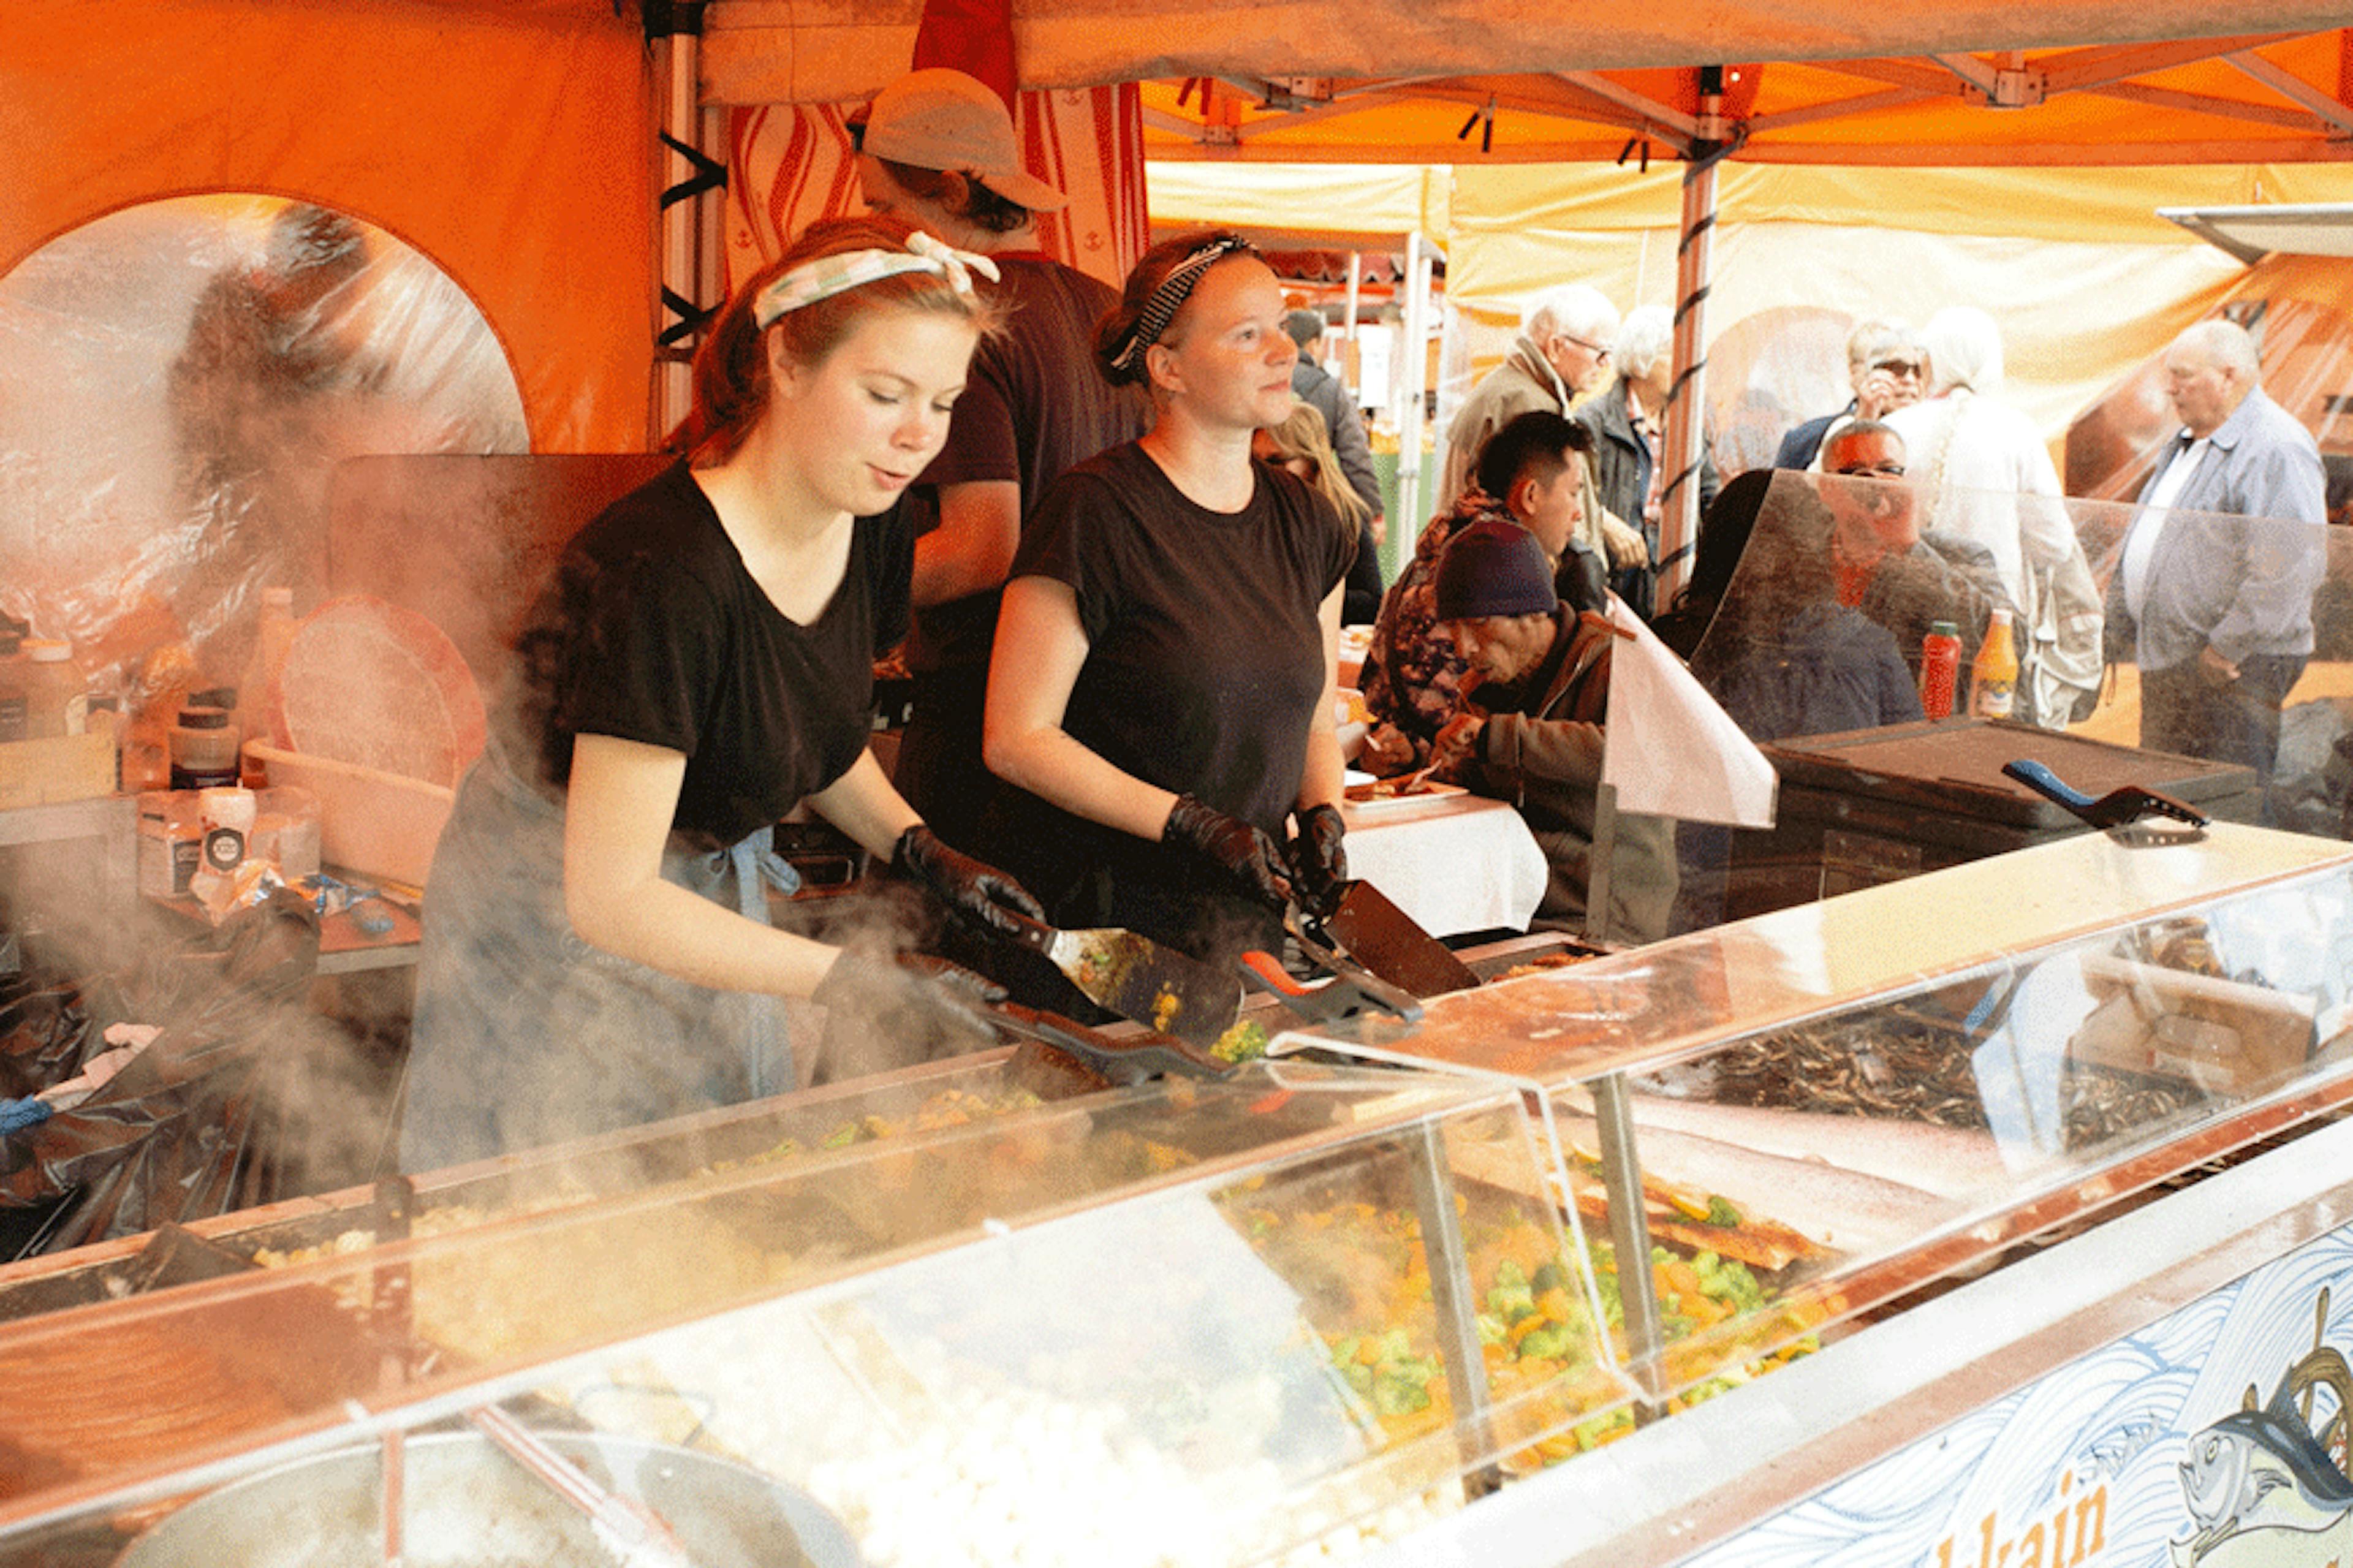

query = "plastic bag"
(0, 888), (320, 1257)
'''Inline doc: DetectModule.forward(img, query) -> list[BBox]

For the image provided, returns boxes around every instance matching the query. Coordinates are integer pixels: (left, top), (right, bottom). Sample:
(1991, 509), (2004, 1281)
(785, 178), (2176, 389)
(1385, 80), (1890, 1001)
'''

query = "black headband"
(1106, 236), (1254, 373)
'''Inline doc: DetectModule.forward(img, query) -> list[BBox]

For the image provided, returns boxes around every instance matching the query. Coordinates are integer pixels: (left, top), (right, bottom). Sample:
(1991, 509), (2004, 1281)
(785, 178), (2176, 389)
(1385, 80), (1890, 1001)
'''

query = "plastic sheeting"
(0, 195), (528, 705)
(0, 0), (653, 456)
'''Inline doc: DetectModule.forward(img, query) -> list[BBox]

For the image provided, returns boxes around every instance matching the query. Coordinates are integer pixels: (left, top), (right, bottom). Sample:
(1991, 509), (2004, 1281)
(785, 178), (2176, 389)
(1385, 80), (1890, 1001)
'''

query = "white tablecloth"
(1339, 792), (1549, 937)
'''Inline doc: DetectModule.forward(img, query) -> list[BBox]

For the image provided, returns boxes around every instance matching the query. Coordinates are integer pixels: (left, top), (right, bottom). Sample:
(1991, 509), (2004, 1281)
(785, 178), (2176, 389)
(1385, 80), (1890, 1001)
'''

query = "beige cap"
(860, 68), (1069, 213)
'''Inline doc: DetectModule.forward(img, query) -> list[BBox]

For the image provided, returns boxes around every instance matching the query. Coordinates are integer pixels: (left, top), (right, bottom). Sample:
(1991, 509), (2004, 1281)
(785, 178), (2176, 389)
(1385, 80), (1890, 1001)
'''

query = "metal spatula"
(1002, 915), (1243, 1047)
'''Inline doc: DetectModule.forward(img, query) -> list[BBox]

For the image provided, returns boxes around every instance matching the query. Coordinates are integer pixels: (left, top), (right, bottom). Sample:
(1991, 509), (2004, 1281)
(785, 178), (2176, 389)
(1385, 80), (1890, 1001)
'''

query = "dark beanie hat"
(1434, 518), (1559, 621)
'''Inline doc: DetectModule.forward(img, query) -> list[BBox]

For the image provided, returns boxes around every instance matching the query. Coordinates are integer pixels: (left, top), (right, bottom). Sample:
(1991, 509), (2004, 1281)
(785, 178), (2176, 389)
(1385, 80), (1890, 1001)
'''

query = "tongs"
(1241, 910), (1424, 1028)
(2002, 759), (2208, 832)
(983, 999), (1236, 1085)
(468, 1404), (694, 1568)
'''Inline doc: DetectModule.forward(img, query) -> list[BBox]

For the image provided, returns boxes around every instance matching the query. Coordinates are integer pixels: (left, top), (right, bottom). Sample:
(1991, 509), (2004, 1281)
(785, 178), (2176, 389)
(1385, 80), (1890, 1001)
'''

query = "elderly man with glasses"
(1438, 284), (1646, 574)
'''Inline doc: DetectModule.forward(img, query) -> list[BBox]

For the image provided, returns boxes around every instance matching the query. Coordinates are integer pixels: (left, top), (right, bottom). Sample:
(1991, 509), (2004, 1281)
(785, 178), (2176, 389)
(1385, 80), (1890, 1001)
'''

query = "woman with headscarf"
(402, 216), (1045, 1171)
(980, 232), (1358, 974)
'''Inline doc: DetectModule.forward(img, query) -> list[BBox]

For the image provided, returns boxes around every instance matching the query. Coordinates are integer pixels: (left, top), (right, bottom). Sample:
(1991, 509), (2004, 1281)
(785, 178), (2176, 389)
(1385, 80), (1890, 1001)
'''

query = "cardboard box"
(0, 731), (115, 810)
(243, 741), (453, 888)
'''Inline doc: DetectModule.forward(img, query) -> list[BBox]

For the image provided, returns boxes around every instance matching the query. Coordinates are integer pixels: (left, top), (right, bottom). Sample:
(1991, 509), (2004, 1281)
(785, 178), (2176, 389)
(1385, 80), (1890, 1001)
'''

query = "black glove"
(893, 825), (1047, 939)
(1287, 802), (1348, 917)
(811, 947), (1005, 1081)
(1162, 793), (1292, 911)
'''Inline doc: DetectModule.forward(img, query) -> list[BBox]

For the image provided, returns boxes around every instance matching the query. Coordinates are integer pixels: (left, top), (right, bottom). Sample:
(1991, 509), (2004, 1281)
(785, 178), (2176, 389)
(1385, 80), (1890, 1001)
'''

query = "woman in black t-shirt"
(981, 232), (1355, 968)
(403, 218), (1044, 1172)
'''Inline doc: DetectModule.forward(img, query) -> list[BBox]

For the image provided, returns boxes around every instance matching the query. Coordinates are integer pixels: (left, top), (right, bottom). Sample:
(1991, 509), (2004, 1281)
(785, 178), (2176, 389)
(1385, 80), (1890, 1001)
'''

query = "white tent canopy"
(703, 1), (2353, 104)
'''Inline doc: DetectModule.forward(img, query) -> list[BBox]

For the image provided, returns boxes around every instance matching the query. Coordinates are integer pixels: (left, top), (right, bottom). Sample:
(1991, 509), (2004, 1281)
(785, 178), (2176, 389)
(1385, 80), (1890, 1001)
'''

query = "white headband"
(753, 231), (999, 329)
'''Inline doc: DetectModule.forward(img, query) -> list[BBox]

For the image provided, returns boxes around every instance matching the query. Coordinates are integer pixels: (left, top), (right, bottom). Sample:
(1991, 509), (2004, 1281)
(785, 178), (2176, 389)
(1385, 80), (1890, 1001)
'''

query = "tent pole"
(1343, 250), (1362, 343)
(1398, 231), (1430, 538)
(1659, 72), (1735, 610)
(1657, 159), (1711, 607)
(658, 28), (700, 437)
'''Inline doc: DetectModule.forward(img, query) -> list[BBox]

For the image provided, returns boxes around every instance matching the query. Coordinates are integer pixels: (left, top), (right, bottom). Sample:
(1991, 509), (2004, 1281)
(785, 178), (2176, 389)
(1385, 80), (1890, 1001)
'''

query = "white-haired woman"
(1884, 305), (2100, 723)
(1578, 304), (1721, 617)
(1882, 306), (2075, 608)
(404, 215), (1045, 1170)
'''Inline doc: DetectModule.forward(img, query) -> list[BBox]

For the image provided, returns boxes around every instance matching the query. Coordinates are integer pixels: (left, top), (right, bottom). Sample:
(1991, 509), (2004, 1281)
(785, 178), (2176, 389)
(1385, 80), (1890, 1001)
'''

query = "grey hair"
(1919, 305), (2005, 396)
(1613, 305), (1675, 381)
(1521, 282), (1618, 346)
(2173, 318), (2261, 381)
(1846, 317), (1915, 369)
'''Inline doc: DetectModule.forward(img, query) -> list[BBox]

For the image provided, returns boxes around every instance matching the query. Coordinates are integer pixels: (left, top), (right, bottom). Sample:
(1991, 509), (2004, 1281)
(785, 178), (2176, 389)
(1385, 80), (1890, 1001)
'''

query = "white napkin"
(1599, 596), (1778, 827)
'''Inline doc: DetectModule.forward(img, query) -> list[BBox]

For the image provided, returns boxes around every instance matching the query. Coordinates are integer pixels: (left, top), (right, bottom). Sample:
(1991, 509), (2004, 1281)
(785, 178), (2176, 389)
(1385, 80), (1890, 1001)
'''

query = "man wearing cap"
(1284, 308), (1384, 532)
(1423, 519), (1677, 942)
(857, 67), (1148, 850)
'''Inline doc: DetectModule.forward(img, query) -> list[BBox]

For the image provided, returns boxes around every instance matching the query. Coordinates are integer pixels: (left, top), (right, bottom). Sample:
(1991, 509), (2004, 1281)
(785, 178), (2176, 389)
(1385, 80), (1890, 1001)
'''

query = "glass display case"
(1287, 820), (2353, 1414)
(6, 822), (2353, 1566)
(0, 1059), (1620, 1567)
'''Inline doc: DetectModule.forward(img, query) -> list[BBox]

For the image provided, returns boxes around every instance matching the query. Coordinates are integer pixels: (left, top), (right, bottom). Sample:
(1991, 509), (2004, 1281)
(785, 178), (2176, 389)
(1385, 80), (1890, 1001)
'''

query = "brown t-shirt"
(907, 254), (1143, 675)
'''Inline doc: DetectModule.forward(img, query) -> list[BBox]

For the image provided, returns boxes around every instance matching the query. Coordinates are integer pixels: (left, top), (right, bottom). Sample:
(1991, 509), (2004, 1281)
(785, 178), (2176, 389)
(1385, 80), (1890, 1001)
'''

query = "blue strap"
(713, 833), (802, 1097)
(0, 1098), (53, 1137)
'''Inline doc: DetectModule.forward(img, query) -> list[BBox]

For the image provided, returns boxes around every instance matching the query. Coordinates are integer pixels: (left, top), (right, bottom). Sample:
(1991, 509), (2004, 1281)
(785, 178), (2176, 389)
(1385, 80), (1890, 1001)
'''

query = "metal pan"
(114, 1430), (858, 1568)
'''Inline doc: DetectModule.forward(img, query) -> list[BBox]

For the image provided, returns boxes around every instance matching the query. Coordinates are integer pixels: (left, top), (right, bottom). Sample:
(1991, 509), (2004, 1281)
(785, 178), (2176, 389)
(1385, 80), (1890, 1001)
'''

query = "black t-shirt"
(907, 254), (1145, 675)
(513, 462), (889, 849)
(1013, 441), (1357, 837)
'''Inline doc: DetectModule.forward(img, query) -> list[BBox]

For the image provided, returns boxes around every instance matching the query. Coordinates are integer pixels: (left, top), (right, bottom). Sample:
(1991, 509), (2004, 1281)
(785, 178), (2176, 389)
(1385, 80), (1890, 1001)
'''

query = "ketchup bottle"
(1919, 620), (1961, 721)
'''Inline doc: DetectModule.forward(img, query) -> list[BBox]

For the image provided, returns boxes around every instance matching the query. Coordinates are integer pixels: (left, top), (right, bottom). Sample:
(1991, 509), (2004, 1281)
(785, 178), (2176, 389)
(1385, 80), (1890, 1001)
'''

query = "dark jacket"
(1461, 608), (1678, 944)
(1292, 358), (1383, 518)
(1773, 403), (1855, 471)
(1578, 384), (1720, 619)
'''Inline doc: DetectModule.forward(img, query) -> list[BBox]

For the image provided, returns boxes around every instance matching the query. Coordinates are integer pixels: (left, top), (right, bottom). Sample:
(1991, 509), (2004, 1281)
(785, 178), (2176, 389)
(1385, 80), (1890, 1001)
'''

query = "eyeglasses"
(1556, 331), (1612, 361)
(1832, 461), (1907, 478)
(1869, 358), (1925, 377)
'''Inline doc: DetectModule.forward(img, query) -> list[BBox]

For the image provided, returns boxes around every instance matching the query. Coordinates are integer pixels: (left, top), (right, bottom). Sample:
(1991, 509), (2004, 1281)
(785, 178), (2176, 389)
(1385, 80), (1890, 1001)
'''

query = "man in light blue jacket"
(2104, 319), (2327, 808)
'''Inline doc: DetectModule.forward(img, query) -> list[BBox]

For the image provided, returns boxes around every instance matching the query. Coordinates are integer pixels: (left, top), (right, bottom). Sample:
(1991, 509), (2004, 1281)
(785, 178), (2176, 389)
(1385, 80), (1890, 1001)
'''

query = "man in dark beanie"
(1360, 411), (1607, 778)
(1427, 518), (1677, 942)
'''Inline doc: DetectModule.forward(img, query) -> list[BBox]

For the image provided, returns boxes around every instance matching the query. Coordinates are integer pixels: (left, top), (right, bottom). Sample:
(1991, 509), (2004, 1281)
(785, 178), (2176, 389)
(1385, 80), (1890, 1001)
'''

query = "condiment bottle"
(170, 705), (242, 790)
(1968, 607), (2019, 720)
(1919, 620), (1961, 721)
(20, 638), (89, 738)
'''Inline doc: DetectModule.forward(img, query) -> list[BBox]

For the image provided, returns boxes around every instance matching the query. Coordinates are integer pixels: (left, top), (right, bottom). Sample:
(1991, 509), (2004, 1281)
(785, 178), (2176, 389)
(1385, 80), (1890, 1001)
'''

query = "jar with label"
(20, 638), (89, 738)
(170, 705), (241, 790)
(190, 785), (259, 918)
(137, 790), (204, 899)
